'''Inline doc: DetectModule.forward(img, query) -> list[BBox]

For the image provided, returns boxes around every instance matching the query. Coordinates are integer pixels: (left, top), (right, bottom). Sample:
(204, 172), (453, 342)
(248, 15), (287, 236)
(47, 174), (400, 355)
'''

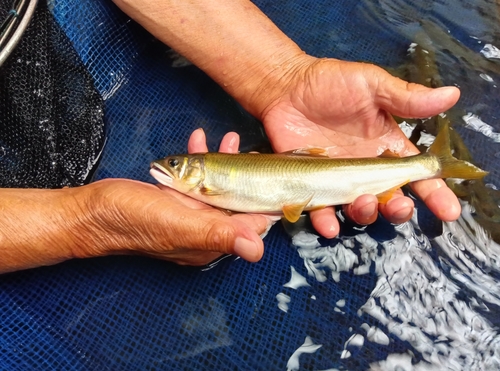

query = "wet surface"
(285, 202), (500, 369)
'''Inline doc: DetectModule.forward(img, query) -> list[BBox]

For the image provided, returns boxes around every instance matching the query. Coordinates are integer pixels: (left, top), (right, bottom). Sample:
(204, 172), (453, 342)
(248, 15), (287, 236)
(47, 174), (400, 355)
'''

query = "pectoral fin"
(199, 185), (225, 196)
(282, 195), (313, 223)
(376, 180), (410, 204)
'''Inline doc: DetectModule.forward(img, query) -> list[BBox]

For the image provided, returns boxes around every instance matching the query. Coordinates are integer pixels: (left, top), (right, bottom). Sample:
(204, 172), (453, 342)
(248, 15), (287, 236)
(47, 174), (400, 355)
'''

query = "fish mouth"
(149, 162), (173, 187)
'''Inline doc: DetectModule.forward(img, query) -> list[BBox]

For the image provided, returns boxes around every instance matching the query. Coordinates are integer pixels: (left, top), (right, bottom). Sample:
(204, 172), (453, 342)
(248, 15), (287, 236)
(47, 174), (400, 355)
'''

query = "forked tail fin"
(428, 122), (488, 179)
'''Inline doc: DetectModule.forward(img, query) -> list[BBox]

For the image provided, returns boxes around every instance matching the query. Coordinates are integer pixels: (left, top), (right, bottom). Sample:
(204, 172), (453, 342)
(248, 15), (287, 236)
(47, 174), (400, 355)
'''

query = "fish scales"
(199, 153), (439, 212)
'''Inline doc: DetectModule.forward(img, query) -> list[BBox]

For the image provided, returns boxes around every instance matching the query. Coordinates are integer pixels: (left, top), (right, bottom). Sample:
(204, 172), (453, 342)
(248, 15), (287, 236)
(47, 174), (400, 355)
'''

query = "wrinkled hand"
(84, 136), (271, 266)
(258, 57), (461, 237)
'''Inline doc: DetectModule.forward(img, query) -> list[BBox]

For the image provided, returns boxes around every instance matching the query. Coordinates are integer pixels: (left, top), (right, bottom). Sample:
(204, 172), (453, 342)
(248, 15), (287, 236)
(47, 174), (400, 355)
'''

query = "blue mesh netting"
(1, 0), (500, 370)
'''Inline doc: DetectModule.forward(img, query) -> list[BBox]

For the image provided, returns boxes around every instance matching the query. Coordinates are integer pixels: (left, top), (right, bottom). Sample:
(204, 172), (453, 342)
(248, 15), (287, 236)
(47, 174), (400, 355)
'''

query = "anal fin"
(282, 195), (313, 223)
(376, 180), (410, 204)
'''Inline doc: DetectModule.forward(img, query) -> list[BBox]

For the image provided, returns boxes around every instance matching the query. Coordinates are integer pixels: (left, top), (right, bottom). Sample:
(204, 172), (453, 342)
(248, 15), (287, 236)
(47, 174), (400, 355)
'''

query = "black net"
(0, 0), (104, 188)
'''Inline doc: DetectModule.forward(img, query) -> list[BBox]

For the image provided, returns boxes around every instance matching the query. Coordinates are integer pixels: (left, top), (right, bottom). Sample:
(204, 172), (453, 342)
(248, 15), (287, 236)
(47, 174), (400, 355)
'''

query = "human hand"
(257, 57), (461, 237)
(81, 135), (272, 265)
(112, 0), (460, 240)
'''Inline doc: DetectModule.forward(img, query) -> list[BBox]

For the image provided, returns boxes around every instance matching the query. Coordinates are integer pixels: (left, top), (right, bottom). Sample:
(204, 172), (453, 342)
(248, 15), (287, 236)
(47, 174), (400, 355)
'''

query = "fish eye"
(168, 158), (179, 168)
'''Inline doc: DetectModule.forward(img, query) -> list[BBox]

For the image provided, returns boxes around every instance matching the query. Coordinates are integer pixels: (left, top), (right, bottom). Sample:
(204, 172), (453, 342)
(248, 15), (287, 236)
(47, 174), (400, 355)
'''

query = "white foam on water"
(344, 333), (365, 349)
(361, 323), (390, 345)
(283, 266), (311, 289)
(479, 73), (494, 82)
(292, 231), (322, 249)
(276, 293), (291, 313)
(407, 43), (417, 54)
(416, 131), (436, 147)
(286, 336), (323, 371)
(340, 349), (351, 359)
(462, 113), (500, 143)
(480, 43), (500, 59)
(398, 121), (416, 139)
(369, 352), (441, 371)
(290, 204), (500, 370)
(293, 233), (358, 283)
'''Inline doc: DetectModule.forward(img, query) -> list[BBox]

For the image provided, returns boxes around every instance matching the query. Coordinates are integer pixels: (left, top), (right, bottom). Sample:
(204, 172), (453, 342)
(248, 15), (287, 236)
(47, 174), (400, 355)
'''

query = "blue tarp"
(1, 0), (499, 369)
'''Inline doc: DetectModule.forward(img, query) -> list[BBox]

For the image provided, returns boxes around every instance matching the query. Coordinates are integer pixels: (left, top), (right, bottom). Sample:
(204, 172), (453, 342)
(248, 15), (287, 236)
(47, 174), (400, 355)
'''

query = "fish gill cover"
(0, 0), (499, 370)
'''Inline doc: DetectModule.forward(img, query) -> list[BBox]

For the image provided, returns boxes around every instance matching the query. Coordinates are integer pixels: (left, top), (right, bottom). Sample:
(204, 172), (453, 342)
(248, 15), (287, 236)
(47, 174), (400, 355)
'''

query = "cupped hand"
(259, 57), (462, 237)
(84, 135), (272, 266)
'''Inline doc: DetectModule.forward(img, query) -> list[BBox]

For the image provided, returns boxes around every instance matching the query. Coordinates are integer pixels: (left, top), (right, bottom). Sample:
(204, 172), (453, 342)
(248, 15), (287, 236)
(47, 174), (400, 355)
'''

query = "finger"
(180, 252), (225, 266)
(309, 207), (340, 238)
(378, 193), (414, 224)
(187, 128), (208, 153)
(219, 132), (240, 153)
(154, 186), (271, 261)
(410, 179), (461, 221)
(374, 69), (460, 118)
(343, 194), (379, 225)
(177, 211), (269, 262)
(144, 249), (224, 266)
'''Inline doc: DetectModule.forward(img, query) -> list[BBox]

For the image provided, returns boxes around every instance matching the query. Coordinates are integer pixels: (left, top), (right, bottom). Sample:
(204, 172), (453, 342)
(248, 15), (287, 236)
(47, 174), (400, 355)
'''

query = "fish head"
(150, 155), (204, 193)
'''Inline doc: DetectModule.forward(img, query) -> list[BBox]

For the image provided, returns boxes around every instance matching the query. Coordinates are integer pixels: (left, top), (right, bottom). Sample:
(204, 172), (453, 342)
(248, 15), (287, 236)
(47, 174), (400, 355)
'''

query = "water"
(269, 0), (500, 369)
(284, 201), (500, 370)
(1, 0), (498, 370)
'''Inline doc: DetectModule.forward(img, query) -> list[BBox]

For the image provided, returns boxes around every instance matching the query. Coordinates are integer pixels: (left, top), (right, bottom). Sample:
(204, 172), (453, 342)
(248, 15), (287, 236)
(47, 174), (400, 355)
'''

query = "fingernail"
(358, 202), (377, 223)
(437, 86), (458, 94)
(234, 237), (260, 262)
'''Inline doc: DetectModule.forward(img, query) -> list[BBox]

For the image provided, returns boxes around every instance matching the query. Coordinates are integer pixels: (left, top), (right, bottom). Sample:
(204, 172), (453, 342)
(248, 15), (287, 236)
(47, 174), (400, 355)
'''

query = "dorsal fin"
(428, 121), (452, 157)
(378, 149), (401, 158)
(281, 147), (329, 157)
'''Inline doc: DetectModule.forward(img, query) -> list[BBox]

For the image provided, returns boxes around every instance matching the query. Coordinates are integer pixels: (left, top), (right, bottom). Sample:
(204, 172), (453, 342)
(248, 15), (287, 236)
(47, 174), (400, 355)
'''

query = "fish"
(150, 123), (488, 223)
(418, 20), (500, 77)
(392, 41), (500, 243)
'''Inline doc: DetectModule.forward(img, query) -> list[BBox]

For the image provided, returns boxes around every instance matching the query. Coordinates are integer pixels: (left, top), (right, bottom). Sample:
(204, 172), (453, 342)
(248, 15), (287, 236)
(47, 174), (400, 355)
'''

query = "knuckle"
(205, 221), (235, 252)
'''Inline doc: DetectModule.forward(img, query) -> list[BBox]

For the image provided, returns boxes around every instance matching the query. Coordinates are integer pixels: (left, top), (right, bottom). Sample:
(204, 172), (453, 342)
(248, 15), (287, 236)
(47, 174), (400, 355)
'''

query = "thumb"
(180, 212), (267, 262)
(374, 73), (460, 118)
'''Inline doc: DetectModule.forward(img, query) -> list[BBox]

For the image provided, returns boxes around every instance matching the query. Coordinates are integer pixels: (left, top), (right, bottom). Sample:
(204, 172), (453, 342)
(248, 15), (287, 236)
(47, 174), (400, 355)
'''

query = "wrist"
(241, 53), (316, 120)
(68, 180), (132, 259)
(75, 179), (164, 257)
(0, 187), (94, 273)
(112, 0), (315, 120)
